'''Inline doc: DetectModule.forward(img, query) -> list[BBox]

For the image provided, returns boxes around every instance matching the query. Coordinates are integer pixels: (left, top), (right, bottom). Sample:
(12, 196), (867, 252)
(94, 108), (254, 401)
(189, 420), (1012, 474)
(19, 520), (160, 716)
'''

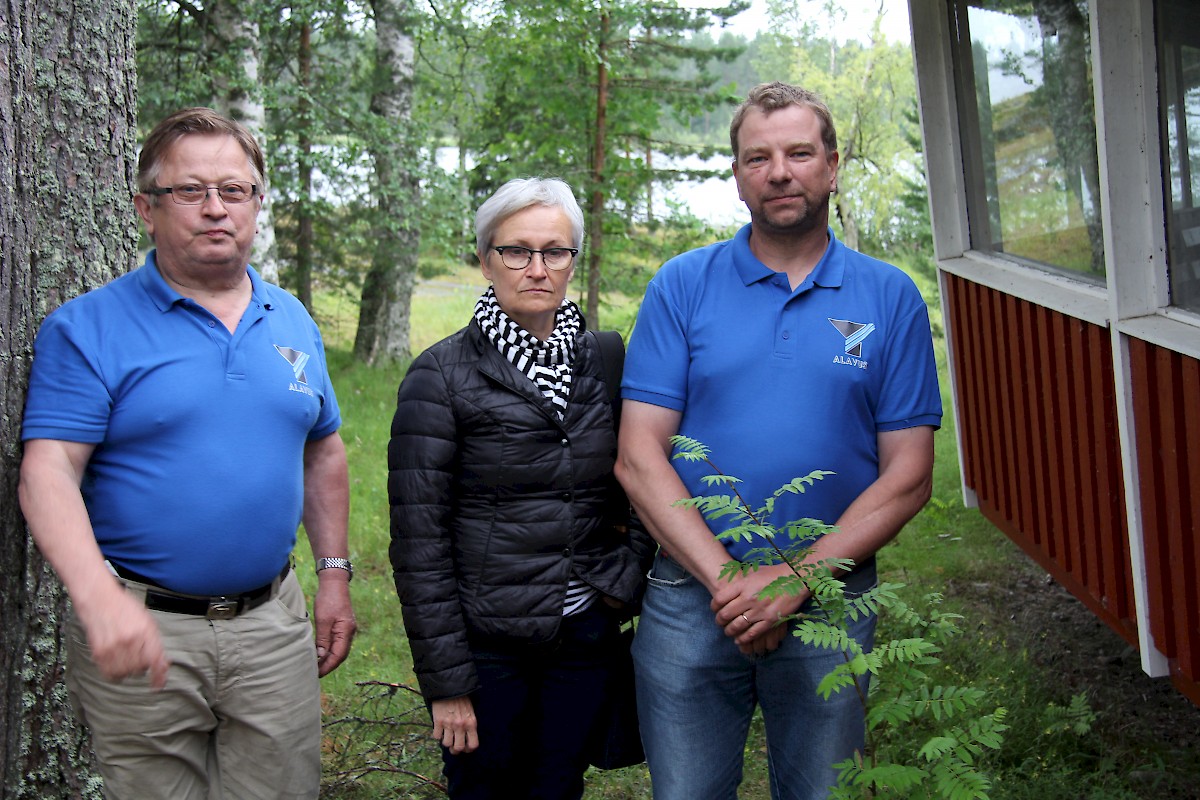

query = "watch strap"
(316, 557), (353, 580)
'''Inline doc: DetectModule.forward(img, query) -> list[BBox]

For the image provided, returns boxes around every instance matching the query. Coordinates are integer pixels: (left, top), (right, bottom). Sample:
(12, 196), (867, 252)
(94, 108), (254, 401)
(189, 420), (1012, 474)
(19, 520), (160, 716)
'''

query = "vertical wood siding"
(944, 275), (1136, 644)
(1129, 340), (1200, 704)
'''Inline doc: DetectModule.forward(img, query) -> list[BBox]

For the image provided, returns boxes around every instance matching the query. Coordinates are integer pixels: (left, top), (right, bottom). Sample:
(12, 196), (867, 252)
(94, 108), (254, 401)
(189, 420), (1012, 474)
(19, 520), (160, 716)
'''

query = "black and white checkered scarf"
(474, 286), (582, 420)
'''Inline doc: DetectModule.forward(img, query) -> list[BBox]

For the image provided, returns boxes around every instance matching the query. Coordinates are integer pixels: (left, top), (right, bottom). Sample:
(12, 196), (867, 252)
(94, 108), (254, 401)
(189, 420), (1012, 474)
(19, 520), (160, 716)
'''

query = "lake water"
(655, 153), (749, 228)
(435, 148), (749, 228)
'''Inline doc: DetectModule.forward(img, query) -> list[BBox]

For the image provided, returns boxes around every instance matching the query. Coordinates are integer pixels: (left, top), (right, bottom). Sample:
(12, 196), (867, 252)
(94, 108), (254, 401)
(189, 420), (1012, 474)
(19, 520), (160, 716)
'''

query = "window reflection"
(956, 0), (1104, 278)
(1159, 0), (1200, 313)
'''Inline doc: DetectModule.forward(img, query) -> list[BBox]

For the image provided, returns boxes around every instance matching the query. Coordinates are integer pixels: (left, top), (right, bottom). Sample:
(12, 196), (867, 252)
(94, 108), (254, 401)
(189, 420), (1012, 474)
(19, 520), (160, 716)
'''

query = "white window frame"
(908, 0), (1195, 677)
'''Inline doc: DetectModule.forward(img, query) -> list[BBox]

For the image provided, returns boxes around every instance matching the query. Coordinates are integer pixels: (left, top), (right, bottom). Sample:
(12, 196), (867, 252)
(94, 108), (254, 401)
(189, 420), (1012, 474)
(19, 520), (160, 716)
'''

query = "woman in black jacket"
(388, 177), (653, 800)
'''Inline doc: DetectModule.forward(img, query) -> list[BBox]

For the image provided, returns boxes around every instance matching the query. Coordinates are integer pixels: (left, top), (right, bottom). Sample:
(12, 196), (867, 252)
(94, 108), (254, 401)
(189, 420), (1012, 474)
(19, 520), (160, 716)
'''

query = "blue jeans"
(632, 552), (876, 800)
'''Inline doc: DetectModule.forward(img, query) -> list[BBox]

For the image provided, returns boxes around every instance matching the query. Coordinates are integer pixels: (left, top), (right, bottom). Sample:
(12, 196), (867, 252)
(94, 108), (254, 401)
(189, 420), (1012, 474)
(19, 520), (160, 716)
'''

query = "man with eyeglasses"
(18, 107), (356, 799)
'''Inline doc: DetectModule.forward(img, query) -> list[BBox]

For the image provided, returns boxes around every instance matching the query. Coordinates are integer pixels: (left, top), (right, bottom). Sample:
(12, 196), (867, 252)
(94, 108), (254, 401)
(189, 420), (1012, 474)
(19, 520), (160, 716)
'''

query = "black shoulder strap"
(589, 330), (625, 403)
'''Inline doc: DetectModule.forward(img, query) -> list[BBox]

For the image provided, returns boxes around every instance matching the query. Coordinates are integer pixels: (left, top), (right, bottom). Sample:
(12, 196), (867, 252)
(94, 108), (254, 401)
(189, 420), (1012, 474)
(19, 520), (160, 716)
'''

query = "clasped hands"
(710, 563), (807, 656)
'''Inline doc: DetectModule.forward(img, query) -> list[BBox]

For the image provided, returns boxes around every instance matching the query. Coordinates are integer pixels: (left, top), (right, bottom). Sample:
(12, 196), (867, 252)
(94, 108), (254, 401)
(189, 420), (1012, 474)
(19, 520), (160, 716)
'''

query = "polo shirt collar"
(732, 224), (847, 289)
(137, 249), (263, 311)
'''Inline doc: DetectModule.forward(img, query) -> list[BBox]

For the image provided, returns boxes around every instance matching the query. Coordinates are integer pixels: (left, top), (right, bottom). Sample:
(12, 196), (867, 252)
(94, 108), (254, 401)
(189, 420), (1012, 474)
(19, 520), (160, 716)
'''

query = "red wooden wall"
(943, 274), (1136, 641)
(1129, 340), (1200, 704)
(945, 272), (1200, 703)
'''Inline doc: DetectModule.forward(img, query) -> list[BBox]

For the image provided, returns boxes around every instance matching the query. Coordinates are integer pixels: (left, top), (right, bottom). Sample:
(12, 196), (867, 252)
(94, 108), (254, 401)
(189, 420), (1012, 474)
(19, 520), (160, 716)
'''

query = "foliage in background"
(137, 0), (381, 304)
(661, 29), (765, 145)
(670, 435), (1009, 799)
(264, 0), (378, 308)
(135, 0), (936, 346)
(756, 0), (925, 254)
(461, 0), (748, 325)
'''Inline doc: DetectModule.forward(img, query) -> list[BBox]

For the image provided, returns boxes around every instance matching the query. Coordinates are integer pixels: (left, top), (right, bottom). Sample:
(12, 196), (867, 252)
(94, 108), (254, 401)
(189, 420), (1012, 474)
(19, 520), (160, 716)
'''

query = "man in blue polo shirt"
(615, 82), (942, 799)
(18, 108), (356, 799)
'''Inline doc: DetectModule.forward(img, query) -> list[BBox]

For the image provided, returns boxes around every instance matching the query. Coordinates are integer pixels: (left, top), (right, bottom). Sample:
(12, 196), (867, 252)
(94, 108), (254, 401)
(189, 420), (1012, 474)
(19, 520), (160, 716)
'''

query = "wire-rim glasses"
(492, 246), (578, 271)
(148, 182), (259, 205)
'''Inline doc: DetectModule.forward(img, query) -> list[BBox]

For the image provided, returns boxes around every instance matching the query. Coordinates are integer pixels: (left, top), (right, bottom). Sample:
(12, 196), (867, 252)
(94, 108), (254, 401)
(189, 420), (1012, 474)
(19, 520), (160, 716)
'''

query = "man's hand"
(302, 431), (354, 676)
(75, 585), (171, 688)
(20, 438), (170, 687)
(312, 571), (356, 676)
(710, 563), (807, 656)
(431, 695), (479, 754)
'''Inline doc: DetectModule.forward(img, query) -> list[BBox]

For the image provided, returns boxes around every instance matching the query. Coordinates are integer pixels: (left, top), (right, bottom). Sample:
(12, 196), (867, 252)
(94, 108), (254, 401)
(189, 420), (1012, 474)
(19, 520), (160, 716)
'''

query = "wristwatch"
(316, 557), (353, 581)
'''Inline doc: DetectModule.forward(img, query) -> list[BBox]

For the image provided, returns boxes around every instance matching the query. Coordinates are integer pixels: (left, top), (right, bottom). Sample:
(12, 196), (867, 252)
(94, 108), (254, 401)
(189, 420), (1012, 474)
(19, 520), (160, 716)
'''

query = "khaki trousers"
(65, 571), (322, 800)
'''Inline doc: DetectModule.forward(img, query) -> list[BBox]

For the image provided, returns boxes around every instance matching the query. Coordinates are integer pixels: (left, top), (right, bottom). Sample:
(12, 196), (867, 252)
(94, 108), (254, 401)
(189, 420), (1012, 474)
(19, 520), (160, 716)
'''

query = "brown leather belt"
(111, 562), (290, 621)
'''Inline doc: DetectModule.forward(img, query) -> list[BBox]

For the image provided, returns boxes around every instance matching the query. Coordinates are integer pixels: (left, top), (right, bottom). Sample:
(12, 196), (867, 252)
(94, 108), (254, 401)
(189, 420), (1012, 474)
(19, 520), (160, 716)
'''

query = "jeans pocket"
(645, 552), (692, 588)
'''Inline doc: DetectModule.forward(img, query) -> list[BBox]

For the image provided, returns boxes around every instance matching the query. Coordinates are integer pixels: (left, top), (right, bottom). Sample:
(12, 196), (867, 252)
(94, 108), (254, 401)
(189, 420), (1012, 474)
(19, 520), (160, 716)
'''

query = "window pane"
(1159, 0), (1200, 313)
(959, 1), (1104, 278)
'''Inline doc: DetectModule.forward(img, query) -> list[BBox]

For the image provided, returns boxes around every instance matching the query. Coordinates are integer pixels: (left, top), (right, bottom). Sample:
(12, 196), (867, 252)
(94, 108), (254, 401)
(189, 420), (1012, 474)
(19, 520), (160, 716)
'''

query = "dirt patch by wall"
(948, 553), (1200, 798)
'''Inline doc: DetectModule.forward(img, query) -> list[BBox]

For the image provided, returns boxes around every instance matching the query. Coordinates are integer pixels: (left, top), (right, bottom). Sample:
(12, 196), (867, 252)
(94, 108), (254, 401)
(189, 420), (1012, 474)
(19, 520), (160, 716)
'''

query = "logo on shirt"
(275, 345), (312, 393)
(829, 318), (874, 370)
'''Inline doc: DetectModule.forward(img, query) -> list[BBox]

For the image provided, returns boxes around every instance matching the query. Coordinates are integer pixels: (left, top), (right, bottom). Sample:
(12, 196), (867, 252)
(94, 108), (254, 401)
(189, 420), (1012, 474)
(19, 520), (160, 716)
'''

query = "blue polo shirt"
(623, 226), (941, 584)
(22, 251), (341, 595)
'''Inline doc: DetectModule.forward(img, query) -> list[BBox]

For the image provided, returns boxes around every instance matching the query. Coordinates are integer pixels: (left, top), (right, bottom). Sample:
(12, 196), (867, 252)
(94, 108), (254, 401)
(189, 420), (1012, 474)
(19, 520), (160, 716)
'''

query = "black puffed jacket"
(388, 320), (654, 702)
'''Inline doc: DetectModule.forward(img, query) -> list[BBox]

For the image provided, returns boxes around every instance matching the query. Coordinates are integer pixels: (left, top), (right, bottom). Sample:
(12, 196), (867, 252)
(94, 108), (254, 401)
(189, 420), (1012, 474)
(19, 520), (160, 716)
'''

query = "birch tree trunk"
(353, 0), (419, 364)
(210, 0), (280, 284)
(585, 10), (610, 329)
(295, 20), (316, 311)
(0, 0), (138, 795)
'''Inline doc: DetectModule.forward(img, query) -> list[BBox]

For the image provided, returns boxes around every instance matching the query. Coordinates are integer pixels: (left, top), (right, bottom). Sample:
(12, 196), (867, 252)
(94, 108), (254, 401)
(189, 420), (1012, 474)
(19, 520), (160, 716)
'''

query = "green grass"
(307, 253), (1199, 799)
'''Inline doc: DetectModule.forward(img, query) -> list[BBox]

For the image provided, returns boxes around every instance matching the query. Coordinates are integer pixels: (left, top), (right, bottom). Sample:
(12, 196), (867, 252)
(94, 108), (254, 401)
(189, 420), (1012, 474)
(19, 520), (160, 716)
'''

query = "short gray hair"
(474, 177), (585, 259)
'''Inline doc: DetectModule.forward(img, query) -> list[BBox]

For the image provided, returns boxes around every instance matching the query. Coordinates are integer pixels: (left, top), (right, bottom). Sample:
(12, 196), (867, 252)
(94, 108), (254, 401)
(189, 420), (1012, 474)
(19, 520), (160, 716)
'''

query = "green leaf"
(918, 735), (957, 761)
(846, 651), (870, 676)
(755, 575), (806, 601)
(931, 759), (992, 800)
(855, 762), (929, 791)
(816, 669), (861, 700)
(669, 435), (710, 460)
(794, 620), (852, 651)
(699, 474), (743, 488)
(867, 696), (915, 727)
(806, 571), (846, 592)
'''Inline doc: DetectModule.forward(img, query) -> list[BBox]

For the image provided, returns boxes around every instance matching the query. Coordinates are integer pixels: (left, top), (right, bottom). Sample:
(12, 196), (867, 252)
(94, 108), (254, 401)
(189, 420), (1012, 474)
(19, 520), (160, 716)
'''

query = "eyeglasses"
(493, 246), (578, 271)
(147, 182), (259, 205)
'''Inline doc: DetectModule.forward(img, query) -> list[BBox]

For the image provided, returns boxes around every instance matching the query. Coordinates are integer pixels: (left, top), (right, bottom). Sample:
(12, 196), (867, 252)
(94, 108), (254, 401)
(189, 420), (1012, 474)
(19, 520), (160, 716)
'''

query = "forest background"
(132, 0), (928, 362)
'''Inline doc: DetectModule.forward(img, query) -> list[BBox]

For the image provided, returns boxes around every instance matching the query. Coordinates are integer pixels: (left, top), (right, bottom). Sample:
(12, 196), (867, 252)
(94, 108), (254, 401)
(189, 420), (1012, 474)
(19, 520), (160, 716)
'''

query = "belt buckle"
(206, 598), (239, 620)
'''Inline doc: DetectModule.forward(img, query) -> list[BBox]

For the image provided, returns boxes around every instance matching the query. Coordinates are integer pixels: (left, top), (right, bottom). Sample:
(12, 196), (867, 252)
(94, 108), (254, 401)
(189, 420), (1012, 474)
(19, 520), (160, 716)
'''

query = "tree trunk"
(585, 10), (610, 329)
(0, 0), (138, 796)
(354, 0), (419, 365)
(209, 0), (280, 284)
(835, 196), (861, 252)
(296, 20), (315, 311)
(645, 141), (654, 225)
(458, 135), (471, 261)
